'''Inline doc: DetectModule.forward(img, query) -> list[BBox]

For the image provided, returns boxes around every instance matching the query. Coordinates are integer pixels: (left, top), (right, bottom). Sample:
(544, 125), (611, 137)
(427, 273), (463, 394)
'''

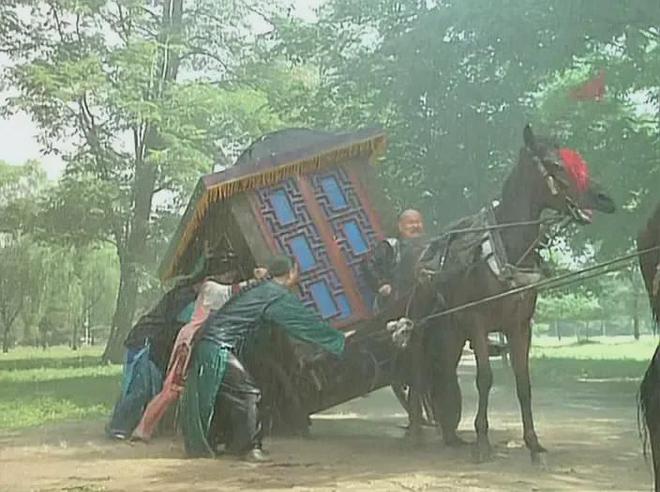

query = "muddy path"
(0, 362), (652, 491)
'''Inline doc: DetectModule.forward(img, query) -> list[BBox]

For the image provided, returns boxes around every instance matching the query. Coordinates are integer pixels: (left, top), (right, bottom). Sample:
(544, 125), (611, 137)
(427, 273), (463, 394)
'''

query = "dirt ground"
(0, 361), (653, 492)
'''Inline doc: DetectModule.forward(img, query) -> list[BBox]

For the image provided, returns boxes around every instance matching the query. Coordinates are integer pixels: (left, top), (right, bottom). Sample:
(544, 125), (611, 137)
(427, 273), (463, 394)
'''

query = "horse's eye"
(544, 158), (562, 169)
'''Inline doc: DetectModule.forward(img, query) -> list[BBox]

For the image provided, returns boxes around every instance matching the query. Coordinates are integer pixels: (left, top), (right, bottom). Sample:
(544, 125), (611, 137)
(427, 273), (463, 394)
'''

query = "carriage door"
(252, 166), (381, 327)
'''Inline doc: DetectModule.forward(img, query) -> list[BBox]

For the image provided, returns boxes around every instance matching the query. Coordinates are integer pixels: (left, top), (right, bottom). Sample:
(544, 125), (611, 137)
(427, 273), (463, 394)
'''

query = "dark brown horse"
(415, 125), (616, 463)
(637, 202), (660, 491)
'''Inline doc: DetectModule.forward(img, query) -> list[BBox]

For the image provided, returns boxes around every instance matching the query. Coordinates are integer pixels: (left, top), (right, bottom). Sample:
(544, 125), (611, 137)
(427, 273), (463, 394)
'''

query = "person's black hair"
(267, 255), (294, 277)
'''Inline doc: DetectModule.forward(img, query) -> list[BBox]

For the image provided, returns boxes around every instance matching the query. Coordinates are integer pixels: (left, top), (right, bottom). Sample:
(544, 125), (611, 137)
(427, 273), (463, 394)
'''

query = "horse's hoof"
(403, 428), (424, 446)
(444, 434), (469, 448)
(471, 442), (492, 463)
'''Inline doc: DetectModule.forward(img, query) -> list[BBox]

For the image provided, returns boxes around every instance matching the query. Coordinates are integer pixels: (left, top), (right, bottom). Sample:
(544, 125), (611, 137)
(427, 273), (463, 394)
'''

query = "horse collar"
(481, 204), (543, 287)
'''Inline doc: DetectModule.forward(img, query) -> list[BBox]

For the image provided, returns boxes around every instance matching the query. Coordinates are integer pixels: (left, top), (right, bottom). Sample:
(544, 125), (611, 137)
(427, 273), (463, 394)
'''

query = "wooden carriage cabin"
(159, 127), (397, 331)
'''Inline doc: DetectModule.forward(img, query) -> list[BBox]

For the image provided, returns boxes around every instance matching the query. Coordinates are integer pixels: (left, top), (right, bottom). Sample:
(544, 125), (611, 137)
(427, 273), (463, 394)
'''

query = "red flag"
(569, 69), (606, 102)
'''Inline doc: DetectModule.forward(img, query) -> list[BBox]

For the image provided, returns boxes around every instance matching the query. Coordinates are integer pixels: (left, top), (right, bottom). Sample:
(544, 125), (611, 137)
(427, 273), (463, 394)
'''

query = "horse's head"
(521, 124), (616, 223)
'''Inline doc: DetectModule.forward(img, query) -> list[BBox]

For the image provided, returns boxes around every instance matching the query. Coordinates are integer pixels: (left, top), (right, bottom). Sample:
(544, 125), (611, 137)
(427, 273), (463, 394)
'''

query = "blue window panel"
(270, 190), (296, 225)
(320, 176), (348, 210)
(336, 294), (352, 320)
(343, 220), (369, 255)
(289, 235), (316, 273)
(309, 281), (339, 319)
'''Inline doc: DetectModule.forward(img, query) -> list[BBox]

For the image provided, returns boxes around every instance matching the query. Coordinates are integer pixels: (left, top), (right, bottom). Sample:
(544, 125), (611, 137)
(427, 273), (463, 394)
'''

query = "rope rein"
(415, 244), (660, 325)
(430, 216), (560, 241)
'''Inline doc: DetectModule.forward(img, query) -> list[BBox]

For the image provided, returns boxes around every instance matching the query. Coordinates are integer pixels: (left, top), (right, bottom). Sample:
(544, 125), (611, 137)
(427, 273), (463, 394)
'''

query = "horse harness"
(479, 204), (544, 289)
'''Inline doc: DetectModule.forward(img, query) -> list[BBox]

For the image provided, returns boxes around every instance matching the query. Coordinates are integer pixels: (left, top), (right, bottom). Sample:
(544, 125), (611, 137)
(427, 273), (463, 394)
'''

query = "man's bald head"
(398, 209), (424, 239)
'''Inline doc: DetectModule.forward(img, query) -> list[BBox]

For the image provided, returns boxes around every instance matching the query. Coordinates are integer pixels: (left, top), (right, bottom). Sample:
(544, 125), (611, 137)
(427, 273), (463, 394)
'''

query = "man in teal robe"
(180, 255), (346, 461)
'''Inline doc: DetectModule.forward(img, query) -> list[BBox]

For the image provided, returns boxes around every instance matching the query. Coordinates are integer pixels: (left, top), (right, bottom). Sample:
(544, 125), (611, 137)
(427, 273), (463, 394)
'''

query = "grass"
(0, 336), (657, 431)
(531, 334), (658, 361)
(0, 345), (121, 431)
(527, 335), (656, 387)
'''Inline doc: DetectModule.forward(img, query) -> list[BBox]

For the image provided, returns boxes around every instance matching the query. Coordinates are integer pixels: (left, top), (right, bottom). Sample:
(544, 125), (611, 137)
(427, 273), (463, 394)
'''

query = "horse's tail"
(639, 345), (660, 460)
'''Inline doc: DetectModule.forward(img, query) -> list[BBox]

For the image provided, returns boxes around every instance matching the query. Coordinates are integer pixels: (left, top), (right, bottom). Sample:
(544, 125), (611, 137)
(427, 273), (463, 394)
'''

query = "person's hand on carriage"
(378, 283), (392, 297)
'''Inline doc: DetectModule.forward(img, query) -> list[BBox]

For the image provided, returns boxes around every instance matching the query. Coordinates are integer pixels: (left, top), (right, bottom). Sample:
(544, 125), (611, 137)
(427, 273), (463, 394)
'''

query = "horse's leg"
(650, 423), (660, 492)
(508, 324), (546, 464)
(471, 329), (494, 462)
(391, 383), (411, 416)
(433, 326), (465, 446)
(405, 334), (425, 443)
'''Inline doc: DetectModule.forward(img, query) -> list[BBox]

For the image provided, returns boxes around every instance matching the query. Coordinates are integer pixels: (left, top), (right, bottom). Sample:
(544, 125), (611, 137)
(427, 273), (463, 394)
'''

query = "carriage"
(158, 123), (628, 465)
(159, 127), (407, 434)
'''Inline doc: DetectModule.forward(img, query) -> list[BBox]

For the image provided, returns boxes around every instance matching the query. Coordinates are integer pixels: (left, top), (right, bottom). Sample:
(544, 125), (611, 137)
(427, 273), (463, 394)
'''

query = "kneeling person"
(180, 256), (346, 461)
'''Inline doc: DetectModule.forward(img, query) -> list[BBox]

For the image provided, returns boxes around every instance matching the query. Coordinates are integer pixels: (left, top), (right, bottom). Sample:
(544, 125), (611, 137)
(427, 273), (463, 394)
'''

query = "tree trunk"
(72, 316), (80, 351)
(84, 306), (91, 345)
(2, 325), (10, 353)
(555, 320), (561, 341)
(1, 303), (21, 353)
(102, 0), (183, 363)
(103, 239), (145, 362)
(632, 266), (641, 340)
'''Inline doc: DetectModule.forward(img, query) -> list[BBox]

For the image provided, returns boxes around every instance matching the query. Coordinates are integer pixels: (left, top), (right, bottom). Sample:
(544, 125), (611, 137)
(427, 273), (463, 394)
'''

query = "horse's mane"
(637, 202), (660, 327)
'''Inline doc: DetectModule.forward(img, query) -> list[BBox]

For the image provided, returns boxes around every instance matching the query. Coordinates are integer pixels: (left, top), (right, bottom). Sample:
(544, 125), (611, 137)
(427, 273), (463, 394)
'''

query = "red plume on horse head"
(558, 148), (589, 192)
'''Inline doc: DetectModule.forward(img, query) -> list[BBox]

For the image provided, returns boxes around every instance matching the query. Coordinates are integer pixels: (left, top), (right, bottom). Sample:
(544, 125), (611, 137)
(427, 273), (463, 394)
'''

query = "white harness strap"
(533, 153), (559, 196)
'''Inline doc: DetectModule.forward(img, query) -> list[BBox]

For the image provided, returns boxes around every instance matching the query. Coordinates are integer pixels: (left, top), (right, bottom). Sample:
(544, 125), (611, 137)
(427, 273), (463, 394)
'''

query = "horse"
(414, 124), (616, 463)
(637, 202), (660, 491)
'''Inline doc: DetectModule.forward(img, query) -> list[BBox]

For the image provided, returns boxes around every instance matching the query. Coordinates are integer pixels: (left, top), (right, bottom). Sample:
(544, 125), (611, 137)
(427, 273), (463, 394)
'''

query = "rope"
(432, 215), (562, 241)
(417, 244), (660, 325)
(514, 216), (572, 268)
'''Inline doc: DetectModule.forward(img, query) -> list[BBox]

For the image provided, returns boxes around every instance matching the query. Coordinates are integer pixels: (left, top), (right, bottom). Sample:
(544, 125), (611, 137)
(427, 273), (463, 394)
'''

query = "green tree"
(0, 161), (48, 351)
(536, 291), (601, 341)
(534, 37), (660, 257)
(268, 1), (660, 232)
(2, 0), (283, 361)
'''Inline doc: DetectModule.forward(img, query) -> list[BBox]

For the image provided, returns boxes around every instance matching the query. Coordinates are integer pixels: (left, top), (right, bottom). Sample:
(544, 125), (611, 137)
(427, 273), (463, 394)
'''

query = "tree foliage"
(267, 1), (660, 234)
(1, 0), (285, 360)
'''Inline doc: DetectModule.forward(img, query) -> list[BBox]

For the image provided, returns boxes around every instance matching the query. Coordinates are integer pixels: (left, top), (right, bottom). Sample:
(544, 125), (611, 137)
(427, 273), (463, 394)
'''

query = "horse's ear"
(523, 124), (537, 151)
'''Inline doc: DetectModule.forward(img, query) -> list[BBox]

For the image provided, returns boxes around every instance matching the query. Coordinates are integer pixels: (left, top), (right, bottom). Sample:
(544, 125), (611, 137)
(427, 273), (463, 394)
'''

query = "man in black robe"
(363, 209), (428, 311)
